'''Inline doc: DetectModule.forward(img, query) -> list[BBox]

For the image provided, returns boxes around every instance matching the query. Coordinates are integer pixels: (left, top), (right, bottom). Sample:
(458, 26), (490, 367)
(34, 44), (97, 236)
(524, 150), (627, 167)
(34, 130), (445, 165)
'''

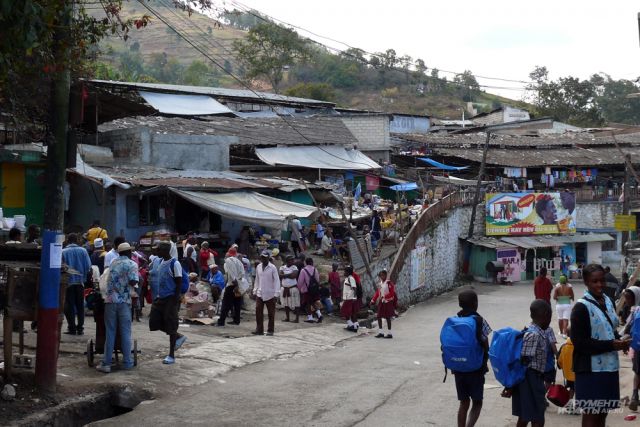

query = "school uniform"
(371, 280), (396, 319)
(341, 275), (358, 319)
(453, 311), (492, 402)
(512, 323), (548, 424)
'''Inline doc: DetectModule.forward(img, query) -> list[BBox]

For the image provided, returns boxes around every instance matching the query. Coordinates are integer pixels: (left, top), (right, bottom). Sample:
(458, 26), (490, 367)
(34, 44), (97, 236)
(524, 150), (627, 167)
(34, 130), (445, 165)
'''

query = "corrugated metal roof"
(88, 79), (335, 107)
(99, 115), (358, 147)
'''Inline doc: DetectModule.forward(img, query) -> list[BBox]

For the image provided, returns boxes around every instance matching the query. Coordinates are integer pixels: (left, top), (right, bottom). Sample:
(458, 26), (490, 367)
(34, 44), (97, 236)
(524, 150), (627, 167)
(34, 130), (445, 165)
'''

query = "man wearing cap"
(207, 264), (225, 302)
(91, 238), (106, 274)
(62, 233), (92, 335)
(280, 255), (300, 323)
(217, 247), (245, 326)
(149, 241), (187, 365)
(253, 250), (280, 336)
(96, 242), (138, 373)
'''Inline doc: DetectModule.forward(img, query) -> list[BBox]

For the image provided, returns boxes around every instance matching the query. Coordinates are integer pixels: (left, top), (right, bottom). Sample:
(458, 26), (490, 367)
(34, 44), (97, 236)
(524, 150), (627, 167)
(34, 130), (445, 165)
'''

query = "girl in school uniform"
(371, 269), (396, 338)
(341, 265), (360, 332)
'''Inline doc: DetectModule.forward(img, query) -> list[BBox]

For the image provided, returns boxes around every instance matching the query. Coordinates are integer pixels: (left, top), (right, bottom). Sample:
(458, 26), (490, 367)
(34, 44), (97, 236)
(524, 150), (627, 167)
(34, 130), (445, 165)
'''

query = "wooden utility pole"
(36, 0), (71, 394)
(623, 154), (632, 247)
(467, 132), (491, 239)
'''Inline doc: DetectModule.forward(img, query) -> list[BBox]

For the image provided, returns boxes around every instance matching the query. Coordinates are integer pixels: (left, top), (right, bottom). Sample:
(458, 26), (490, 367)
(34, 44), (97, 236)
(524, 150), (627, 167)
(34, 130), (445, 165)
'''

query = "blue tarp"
(419, 157), (469, 171)
(390, 182), (418, 192)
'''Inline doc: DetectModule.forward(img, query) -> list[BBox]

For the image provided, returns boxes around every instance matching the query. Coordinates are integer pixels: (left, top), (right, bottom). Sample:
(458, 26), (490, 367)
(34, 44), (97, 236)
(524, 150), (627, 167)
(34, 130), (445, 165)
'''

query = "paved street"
(90, 281), (637, 427)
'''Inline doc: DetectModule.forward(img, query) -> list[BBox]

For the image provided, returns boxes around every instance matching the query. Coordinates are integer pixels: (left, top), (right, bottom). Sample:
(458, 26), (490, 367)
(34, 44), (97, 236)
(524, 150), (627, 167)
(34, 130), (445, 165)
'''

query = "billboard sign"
(485, 192), (576, 236)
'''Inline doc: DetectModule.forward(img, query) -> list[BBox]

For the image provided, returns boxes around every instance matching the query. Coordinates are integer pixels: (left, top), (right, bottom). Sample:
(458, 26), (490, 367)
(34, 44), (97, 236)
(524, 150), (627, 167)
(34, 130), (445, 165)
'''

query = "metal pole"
(36, 0), (70, 394)
(467, 132), (491, 239)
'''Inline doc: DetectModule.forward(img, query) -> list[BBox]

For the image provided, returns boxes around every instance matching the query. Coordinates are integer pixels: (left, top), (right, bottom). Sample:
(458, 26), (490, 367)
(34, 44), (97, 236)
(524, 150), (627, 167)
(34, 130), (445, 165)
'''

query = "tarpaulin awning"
(255, 146), (381, 170)
(139, 91), (235, 116)
(419, 157), (468, 171)
(432, 175), (493, 186)
(390, 182), (418, 191)
(170, 189), (319, 229)
(69, 154), (130, 189)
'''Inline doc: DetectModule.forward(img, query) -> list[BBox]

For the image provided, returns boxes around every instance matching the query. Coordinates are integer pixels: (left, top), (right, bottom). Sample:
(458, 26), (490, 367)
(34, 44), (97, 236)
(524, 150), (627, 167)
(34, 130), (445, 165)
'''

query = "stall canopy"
(419, 157), (468, 171)
(170, 189), (319, 229)
(255, 146), (381, 170)
(390, 182), (418, 191)
(432, 175), (492, 186)
(139, 91), (235, 116)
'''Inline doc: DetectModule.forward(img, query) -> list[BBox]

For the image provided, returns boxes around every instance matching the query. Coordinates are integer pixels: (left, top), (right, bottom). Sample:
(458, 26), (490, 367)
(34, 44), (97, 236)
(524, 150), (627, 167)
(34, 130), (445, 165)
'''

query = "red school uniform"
(371, 280), (396, 319)
(328, 271), (341, 298)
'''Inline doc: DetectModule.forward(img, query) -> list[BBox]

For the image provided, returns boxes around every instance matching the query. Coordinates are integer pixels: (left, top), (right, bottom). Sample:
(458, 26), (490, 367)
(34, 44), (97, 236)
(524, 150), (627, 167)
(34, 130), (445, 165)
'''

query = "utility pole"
(467, 132), (491, 239)
(623, 154), (632, 247)
(36, 0), (71, 394)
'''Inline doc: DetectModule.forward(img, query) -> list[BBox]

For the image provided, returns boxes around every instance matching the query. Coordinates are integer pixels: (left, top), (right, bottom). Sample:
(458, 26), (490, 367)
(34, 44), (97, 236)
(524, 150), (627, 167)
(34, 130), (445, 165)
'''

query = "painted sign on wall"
(485, 192), (576, 236)
(496, 247), (522, 282)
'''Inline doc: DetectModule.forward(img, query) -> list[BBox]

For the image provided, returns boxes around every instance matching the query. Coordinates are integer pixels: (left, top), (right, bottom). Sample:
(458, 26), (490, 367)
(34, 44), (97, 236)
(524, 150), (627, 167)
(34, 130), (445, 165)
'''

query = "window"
(126, 194), (162, 227)
(601, 234), (618, 252)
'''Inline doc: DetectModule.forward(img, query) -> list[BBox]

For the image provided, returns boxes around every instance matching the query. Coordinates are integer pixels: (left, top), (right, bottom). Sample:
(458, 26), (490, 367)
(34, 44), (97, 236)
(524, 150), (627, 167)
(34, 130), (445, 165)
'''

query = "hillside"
(92, 1), (529, 118)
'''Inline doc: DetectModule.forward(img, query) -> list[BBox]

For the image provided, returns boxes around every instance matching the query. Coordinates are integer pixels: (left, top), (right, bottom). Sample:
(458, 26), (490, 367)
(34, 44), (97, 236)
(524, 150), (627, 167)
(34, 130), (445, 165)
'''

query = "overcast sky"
(233, 0), (640, 99)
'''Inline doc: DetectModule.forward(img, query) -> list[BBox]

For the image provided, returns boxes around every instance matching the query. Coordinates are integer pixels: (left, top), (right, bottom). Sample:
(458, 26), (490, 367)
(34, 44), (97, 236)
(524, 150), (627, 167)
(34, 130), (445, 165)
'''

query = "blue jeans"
(321, 297), (333, 314)
(103, 303), (133, 368)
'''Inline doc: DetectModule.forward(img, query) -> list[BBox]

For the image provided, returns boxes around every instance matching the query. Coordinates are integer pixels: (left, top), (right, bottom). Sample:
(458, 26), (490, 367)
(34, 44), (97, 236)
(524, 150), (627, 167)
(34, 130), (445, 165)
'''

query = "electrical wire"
(226, 0), (532, 87)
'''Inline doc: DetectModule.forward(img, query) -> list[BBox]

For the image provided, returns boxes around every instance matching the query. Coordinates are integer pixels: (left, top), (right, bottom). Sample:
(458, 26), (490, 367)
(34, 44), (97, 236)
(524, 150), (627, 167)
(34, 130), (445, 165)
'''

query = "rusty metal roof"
(98, 115), (358, 147)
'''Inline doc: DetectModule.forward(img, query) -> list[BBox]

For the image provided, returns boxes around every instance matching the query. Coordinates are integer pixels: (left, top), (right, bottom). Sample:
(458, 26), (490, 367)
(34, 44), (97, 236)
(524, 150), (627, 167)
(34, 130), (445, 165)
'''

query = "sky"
(230, 0), (640, 100)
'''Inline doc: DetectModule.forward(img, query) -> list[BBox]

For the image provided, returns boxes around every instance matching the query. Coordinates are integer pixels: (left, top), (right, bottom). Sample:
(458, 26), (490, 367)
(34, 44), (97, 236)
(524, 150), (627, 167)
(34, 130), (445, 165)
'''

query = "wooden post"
(467, 132), (491, 239)
(623, 154), (632, 247)
(338, 205), (376, 287)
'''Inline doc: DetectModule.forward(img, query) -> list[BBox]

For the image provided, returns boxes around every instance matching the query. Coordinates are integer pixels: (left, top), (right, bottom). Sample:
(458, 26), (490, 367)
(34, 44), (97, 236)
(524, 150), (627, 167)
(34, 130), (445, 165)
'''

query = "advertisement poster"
(485, 192), (576, 236)
(410, 245), (427, 291)
(496, 247), (521, 282)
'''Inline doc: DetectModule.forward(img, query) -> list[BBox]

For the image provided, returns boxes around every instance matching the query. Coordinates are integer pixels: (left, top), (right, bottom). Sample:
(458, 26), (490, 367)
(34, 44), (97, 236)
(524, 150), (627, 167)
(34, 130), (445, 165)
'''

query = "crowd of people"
(7, 219), (398, 373)
(446, 264), (640, 427)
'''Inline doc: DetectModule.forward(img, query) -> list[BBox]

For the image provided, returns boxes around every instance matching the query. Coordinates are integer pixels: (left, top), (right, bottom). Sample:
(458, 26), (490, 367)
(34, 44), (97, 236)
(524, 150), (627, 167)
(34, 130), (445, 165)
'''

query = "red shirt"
(534, 276), (553, 303)
(199, 248), (218, 270)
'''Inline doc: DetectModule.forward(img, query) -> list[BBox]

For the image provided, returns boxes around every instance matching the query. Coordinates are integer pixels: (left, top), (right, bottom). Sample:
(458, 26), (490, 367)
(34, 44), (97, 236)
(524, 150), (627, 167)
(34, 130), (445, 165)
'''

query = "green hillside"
(92, 2), (528, 118)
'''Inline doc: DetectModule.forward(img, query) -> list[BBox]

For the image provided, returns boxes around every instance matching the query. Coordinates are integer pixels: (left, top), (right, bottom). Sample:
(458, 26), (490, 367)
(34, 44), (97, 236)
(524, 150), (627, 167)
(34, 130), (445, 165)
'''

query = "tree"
(453, 70), (480, 101)
(232, 22), (310, 93)
(223, 59), (233, 74)
(183, 60), (218, 86)
(527, 66), (604, 127)
(284, 82), (336, 102)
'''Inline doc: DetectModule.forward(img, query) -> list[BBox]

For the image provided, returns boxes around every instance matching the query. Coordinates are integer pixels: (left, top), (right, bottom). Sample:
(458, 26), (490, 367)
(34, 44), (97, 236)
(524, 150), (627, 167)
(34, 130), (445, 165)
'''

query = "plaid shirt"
(521, 323), (548, 373)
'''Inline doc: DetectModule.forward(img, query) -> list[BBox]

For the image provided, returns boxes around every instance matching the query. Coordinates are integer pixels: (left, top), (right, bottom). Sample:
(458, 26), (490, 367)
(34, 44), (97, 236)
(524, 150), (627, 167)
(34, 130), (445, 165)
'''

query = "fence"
(388, 190), (476, 282)
(574, 187), (638, 203)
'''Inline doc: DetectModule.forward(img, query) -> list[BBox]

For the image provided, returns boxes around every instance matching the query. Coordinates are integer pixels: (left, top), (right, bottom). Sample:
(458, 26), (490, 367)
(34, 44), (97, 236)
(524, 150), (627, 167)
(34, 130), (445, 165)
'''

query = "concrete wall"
(99, 128), (235, 171)
(390, 114), (430, 134)
(576, 201), (621, 231)
(357, 206), (472, 307)
(340, 115), (390, 152)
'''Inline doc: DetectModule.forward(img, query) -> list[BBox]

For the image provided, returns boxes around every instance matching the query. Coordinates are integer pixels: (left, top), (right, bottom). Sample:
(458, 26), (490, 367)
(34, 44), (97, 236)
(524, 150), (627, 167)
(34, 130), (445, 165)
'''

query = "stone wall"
(575, 201), (621, 230)
(98, 128), (236, 171)
(358, 206), (473, 307)
(339, 115), (390, 152)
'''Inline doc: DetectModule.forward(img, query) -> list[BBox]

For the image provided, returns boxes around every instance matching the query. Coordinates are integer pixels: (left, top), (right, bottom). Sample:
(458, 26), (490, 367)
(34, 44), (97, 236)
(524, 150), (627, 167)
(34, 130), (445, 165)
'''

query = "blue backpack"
(489, 327), (527, 388)
(632, 313), (640, 351)
(440, 316), (484, 379)
(171, 258), (190, 294)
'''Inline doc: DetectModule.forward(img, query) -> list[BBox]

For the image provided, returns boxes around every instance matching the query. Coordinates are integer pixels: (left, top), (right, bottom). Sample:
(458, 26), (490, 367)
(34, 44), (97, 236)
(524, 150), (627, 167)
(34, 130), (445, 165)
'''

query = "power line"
(137, 1), (380, 168)
(227, 0), (532, 86)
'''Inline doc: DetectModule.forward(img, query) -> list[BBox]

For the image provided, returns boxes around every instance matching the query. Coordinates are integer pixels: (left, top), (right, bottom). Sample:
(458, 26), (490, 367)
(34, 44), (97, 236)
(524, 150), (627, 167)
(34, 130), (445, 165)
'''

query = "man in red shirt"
(534, 267), (553, 303)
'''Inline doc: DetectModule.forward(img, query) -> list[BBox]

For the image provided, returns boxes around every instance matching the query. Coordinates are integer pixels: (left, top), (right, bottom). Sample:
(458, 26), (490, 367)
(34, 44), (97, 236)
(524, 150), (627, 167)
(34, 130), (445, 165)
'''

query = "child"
(623, 286), (640, 410)
(557, 327), (575, 413)
(452, 289), (492, 427)
(328, 263), (342, 308)
(341, 265), (359, 332)
(543, 327), (559, 390)
(370, 269), (396, 339)
(319, 282), (333, 315)
(502, 299), (552, 427)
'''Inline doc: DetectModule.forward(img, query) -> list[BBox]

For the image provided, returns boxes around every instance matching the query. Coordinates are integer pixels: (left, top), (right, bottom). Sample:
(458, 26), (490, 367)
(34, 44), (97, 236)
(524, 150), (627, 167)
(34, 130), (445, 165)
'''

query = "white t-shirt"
(104, 249), (118, 268)
(170, 241), (178, 259)
(320, 234), (332, 252)
(184, 243), (198, 262)
(279, 264), (298, 288)
(290, 219), (302, 241)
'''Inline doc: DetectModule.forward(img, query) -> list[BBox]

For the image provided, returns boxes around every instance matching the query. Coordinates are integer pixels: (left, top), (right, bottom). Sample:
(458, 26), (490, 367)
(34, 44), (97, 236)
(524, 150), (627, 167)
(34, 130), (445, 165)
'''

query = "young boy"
(503, 299), (552, 427)
(454, 290), (492, 427)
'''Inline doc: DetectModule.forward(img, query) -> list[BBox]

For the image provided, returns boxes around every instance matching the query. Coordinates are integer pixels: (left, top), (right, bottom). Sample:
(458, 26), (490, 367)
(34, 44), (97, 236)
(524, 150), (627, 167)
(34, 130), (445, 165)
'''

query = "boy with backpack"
(501, 299), (552, 427)
(440, 289), (492, 427)
(556, 327), (575, 413)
